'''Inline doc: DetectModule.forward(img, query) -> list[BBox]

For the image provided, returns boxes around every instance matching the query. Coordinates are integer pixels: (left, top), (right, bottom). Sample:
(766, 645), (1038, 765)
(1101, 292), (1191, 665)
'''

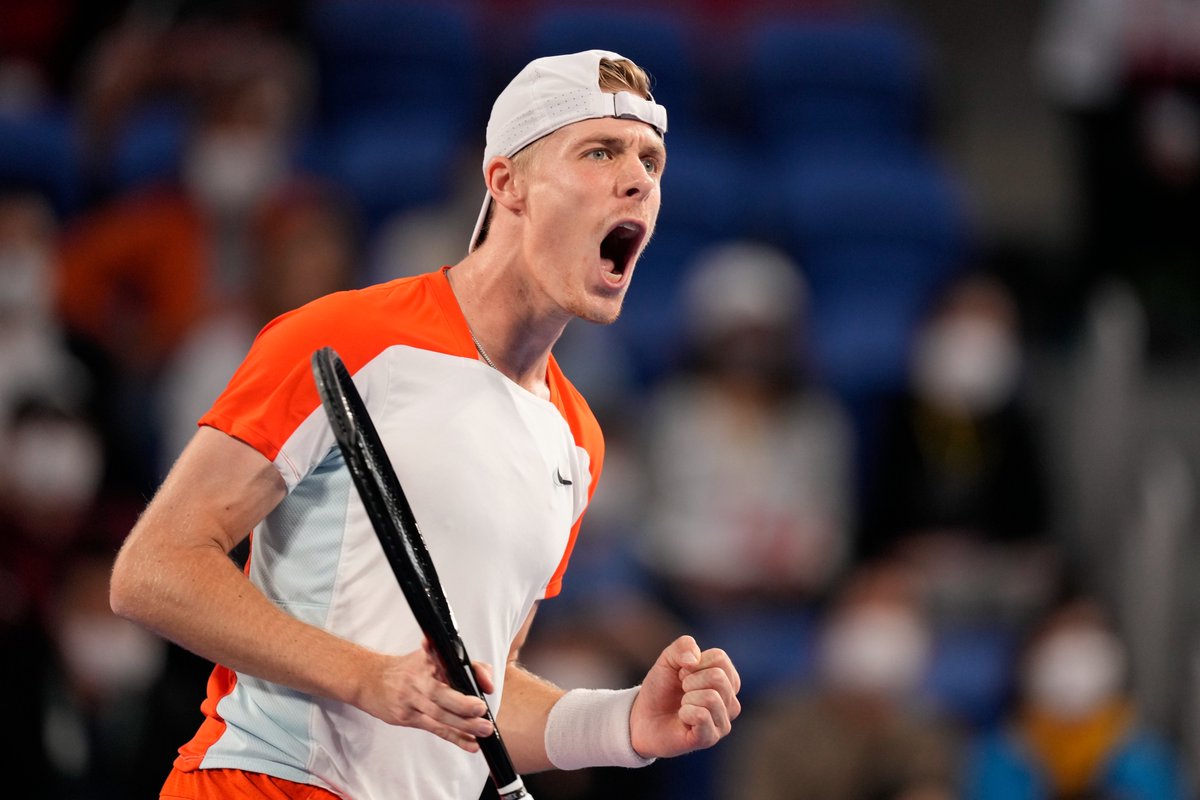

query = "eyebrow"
(583, 135), (667, 161)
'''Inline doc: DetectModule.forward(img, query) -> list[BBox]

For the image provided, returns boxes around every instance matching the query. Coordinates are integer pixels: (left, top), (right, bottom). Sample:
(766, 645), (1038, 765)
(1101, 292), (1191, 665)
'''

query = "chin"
(573, 290), (626, 325)
(580, 307), (622, 325)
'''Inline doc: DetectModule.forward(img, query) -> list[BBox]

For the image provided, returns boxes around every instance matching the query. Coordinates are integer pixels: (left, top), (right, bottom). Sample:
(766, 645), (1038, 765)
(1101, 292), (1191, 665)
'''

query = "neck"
(445, 249), (567, 399)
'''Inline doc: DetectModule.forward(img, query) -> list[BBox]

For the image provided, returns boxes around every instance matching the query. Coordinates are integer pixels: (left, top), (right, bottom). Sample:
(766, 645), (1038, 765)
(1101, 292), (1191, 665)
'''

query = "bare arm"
(109, 425), (494, 749)
(493, 603), (565, 773)
(493, 607), (742, 774)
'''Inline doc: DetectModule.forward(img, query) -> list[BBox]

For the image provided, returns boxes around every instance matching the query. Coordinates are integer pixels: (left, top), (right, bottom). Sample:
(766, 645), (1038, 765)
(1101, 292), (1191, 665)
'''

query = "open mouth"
(599, 221), (646, 281)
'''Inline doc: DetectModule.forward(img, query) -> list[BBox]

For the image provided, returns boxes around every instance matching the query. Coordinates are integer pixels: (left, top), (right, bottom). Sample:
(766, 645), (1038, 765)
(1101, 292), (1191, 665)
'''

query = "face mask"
(183, 129), (286, 215)
(912, 317), (1021, 415)
(57, 615), (167, 695)
(7, 418), (103, 511)
(1024, 628), (1126, 719)
(820, 607), (931, 696)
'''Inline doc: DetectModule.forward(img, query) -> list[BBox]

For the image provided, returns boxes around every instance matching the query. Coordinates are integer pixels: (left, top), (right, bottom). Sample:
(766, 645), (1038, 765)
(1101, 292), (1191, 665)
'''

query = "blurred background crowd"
(1, 0), (1199, 798)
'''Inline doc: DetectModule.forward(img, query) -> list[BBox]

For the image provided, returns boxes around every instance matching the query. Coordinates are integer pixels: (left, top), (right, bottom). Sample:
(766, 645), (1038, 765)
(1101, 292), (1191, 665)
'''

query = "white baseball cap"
(468, 49), (669, 252)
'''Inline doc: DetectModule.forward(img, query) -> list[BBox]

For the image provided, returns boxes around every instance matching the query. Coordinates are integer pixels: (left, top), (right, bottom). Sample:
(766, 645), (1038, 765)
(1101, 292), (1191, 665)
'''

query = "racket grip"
(479, 731), (526, 793)
(455, 663), (525, 794)
(495, 775), (532, 799)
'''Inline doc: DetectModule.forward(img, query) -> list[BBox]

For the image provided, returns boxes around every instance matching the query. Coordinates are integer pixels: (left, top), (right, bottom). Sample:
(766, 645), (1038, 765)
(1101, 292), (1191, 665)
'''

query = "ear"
(484, 156), (525, 215)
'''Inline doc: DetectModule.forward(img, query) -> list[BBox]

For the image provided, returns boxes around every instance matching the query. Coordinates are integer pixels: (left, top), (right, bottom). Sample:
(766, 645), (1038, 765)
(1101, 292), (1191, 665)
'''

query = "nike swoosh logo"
(555, 468), (573, 486)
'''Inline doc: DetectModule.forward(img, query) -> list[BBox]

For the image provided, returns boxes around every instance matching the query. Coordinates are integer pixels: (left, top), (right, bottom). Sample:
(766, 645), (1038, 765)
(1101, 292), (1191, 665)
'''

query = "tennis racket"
(310, 346), (532, 800)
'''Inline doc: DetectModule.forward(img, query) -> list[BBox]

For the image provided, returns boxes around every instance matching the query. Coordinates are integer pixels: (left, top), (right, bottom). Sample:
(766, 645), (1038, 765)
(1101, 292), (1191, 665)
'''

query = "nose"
(618, 155), (654, 200)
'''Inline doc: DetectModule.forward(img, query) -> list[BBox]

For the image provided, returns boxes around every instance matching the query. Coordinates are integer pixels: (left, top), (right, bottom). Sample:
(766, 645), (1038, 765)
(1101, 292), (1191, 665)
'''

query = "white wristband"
(543, 687), (656, 770)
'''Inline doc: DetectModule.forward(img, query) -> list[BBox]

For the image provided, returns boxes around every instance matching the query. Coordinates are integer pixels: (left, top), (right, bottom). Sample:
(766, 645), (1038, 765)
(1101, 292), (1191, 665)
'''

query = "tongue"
(600, 232), (626, 274)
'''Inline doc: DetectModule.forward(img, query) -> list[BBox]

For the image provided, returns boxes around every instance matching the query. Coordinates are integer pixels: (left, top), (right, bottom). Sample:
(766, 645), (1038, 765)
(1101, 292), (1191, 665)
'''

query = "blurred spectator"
(74, 5), (308, 192)
(1035, 0), (1200, 355)
(0, 400), (104, 620)
(861, 272), (1059, 626)
(0, 188), (88, 416)
(717, 560), (961, 800)
(155, 176), (360, 470)
(39, 545), (170, 799)
(60, 24), (312, 358)
(0, 400), (106, 794)
(0, 0), (93, 110)
(636, 241), (856, 616)
(964, 596), (1188, 799)
(54, 27), (313, 491)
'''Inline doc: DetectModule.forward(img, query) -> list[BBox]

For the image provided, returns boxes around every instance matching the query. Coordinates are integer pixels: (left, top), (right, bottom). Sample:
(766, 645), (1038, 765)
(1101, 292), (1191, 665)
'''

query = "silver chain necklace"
(469, 328), (497, 370)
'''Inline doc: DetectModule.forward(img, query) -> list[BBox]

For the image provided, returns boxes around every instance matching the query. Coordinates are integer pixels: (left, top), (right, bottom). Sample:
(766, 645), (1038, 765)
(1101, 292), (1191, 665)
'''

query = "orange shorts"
(160, 767), (343, 799)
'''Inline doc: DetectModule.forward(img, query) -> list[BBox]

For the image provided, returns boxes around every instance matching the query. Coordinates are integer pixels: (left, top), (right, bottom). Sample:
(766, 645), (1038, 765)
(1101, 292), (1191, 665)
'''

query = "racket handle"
(479, 731), (526, 792)
(451, 659), (530, 798)
(495, 776), (532, 799)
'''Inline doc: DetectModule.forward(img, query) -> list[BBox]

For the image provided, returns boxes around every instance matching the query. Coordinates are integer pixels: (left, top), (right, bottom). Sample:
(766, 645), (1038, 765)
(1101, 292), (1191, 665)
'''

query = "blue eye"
(642, 158), (659, 174)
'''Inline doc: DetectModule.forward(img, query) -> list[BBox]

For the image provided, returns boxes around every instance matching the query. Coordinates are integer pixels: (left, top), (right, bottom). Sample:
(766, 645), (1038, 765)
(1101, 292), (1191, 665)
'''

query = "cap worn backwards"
(468, 49), (669, 252)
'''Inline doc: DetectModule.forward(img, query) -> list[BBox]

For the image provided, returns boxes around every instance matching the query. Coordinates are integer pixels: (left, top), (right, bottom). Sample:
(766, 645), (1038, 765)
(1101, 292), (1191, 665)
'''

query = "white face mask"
(57, 615), (167, 695)
(1024, 628), (1126, 719)
(183, 129), (286, 215)
(7, 418), (103, 511)
(820, 607), (931, 697)
(912, 317), (1021, 415)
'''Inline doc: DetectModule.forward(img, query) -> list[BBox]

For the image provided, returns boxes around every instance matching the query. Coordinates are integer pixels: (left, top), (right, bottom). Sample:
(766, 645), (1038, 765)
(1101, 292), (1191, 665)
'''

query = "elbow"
(108, 546), (149, 624)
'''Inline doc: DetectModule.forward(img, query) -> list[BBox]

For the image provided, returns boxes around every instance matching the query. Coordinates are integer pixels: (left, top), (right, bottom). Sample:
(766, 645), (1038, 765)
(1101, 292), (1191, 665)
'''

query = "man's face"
(512, 115), (664, 325)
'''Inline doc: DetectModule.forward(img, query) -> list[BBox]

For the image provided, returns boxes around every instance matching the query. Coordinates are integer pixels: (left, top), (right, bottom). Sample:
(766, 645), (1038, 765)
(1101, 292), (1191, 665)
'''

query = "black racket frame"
(311, 346), (530, 800)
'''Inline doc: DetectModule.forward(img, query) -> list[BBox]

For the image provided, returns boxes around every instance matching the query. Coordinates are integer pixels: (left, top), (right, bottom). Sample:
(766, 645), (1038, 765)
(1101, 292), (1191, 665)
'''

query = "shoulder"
(548, 360), (601, 434)
(253, 271), (457, 366)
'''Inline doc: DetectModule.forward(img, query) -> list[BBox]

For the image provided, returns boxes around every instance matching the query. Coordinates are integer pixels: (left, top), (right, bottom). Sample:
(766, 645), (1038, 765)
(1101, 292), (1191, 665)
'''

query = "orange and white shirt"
(175, 268), (603, 799)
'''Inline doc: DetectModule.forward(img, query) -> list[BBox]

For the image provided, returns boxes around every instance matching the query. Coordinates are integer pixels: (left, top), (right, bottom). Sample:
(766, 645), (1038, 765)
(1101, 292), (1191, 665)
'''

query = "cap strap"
(606, 92), (668, 134)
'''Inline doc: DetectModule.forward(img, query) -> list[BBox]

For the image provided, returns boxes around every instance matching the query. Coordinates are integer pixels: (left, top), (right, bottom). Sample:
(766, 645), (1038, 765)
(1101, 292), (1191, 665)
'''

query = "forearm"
(110, 426), (377, 708)
(495, 662), (563, 773)
(497, 664), (653, 774)
(111, 531), (374, 706)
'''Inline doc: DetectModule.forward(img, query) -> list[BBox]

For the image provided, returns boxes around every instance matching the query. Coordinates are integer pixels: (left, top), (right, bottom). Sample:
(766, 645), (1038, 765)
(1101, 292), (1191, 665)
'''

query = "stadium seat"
(306, 0), (482, 136)
(0, 106), (80, 215)
(773, 151), (973, 398)
(615, 225), (728, 385)
(110, 101), (189, 192)
(318, 114), (464, 234)
(924, 623), (1019, 728)
(744, 12), (931, 155)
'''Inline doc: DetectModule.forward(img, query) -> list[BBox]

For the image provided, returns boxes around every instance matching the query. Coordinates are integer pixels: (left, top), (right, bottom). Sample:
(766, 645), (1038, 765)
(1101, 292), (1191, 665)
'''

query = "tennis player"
(111, 50), (741, 799)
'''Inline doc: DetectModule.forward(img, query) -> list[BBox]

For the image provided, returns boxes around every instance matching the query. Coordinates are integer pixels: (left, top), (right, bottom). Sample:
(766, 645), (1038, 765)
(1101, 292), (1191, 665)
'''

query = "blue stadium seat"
(774, 152), (972, 397)
(306, 1), (481, 135)
(924, 623), (1019, 728)
(744, 13), (930, 155)
(0, 107), (80, 215)
(616, 226), (715, 384)
(319, 113), (463, 234)
(110, 101), (189, 191)
(655, 128), (756, 238)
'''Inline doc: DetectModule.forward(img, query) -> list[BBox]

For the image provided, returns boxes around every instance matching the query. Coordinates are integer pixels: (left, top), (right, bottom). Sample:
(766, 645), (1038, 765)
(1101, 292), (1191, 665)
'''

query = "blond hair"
(598, 58), (653, 99)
